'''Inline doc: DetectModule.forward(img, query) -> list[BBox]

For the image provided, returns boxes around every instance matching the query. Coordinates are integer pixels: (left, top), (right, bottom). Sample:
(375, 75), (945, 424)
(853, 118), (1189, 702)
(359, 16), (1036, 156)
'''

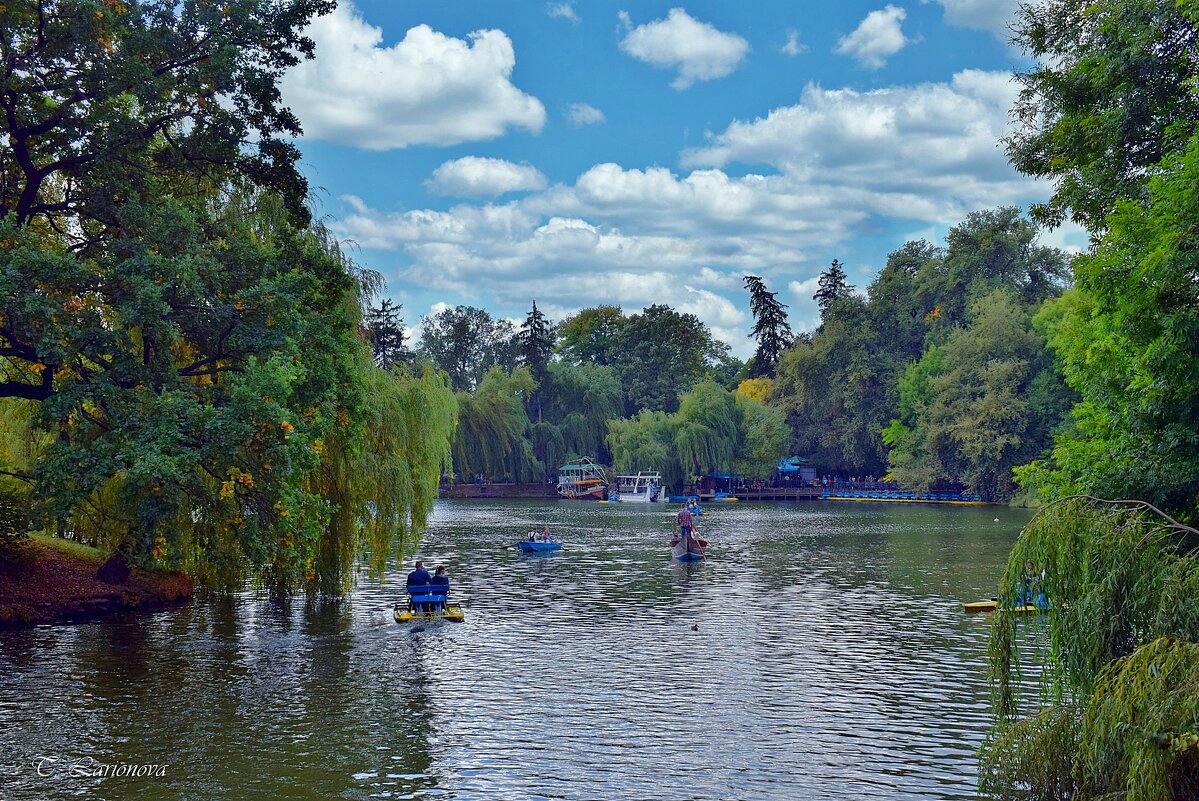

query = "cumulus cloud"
(546, 2), (579, 23)
(682, 70), (1030, 220)
(282, 3), (545, 150)
(567, 103), (607, 126)
(335, 70), (1053, 350)
(425, 157), (547, 197)
(835, 5), (908, 69)
(935, 0), (1020, 39)
(781, 30), (807, 57)
(618, 8), (750, 90)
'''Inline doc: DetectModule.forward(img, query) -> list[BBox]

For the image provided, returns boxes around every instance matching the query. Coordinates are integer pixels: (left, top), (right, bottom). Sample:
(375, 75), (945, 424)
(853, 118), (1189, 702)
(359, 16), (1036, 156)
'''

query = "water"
(0, 500), (1031, 800)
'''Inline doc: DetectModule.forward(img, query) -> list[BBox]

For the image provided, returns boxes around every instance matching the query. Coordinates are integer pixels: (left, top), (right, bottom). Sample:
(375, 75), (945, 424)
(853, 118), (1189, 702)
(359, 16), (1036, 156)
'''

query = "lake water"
(0, 499), (1032, 800)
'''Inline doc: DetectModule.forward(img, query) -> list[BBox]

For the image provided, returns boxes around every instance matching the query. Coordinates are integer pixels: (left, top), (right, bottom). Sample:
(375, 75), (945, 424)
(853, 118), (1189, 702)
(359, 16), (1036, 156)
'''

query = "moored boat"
(558, 457), (609, 500)
(962, 599), (1043, 614)
(608, 472), (663, 502)
(671, 529), (707, 561)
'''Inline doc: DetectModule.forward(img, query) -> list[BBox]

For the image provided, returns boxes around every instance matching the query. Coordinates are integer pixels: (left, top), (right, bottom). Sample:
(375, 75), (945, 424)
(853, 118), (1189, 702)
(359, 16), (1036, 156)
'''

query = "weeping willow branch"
(982, 495), (1199, 801)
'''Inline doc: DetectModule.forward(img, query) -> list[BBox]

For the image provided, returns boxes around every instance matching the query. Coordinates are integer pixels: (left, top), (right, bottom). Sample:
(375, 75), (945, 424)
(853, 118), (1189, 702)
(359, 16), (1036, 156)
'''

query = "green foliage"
(606, 382), (787, 490)
(557, 305), (625, 366)
(518, 300), (554, 423)
(613, 304), (730, 414)
(451, 368), (540, 482)
(983, 497), (1199, 801)
(417, 305), (518, 392)
(1007, 0), (1199, 230)
(1019, 135), (1199, 519)
(734, 394), (790, 478)
(0, 0), (330, 233)
(545, 361), (622, 461)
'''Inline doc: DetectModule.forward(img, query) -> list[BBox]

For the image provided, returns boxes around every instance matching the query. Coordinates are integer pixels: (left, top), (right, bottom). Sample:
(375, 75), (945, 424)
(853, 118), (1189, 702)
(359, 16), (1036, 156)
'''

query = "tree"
(613, 304), (728, 414)
(743, 275), (792, 377)
(518, 300), (554, 422)
(417, 306), (518, 392)
(1007, 0), (1199, 230)
(733, 394), (789, 478)
(1017, 134), (1199, 518)
(451, 368), (540, 483)
(813, 259), (854, 318)
(0, 0), (330, 239)
(365, 299), (409, 370)
(557, 305), (625, 366)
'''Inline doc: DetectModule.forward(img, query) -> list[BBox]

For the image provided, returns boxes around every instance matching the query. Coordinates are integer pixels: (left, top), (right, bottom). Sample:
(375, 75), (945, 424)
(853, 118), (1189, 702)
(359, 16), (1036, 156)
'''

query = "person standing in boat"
(677, 503), (695, 538)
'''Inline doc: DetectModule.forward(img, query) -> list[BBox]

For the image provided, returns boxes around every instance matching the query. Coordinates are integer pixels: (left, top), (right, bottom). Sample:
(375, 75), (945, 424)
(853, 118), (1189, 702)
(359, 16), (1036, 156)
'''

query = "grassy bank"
(0, 534), (192, 628)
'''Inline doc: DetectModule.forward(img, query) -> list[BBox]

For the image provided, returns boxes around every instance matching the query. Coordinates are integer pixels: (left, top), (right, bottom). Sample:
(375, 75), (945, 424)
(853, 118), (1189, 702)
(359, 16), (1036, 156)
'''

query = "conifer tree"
(366, 299), (409, 370)
(743, 275), (793, 377)
(518, 301), (555, 422)
(813, 259), (854, 318)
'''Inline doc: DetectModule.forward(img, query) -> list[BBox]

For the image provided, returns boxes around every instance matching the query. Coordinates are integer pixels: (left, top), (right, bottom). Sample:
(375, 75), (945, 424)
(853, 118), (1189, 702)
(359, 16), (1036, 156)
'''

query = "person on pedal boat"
(429, 565), (449, 612)
(406, 560), (433, 613)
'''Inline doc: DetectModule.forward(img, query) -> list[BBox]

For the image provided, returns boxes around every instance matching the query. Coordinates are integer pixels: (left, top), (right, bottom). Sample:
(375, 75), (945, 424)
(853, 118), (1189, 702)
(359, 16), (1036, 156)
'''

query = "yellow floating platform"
(963, 599), (1039, 614)
(395, 603), (465, 623)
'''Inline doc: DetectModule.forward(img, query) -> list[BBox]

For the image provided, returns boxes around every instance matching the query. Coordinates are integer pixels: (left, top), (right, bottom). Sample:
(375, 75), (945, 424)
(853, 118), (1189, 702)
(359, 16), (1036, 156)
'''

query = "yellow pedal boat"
(963, 599), (1040, 614)
(394, 602), (465, 623)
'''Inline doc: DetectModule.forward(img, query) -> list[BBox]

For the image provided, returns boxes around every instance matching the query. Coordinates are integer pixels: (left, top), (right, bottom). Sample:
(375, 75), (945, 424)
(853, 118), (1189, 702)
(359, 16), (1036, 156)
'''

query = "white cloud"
(618, 8), (750, 90)
(835, 5), (908, 69)
(546, 2), (579, 23)
(425, 157), (547, 197)
(336, 70), (1056, 351)
(781, 30), (807, 57)
(934, 0), (1019, 40)
(682, 70), (1031, 221)
(282, 3), (545, 150)
(567, 103), (607, 126)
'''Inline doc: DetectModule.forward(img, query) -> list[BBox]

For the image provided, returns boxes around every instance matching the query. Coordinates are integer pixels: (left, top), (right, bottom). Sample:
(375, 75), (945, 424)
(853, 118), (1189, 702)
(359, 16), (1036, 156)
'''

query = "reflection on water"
(0, 500), (1032, 800)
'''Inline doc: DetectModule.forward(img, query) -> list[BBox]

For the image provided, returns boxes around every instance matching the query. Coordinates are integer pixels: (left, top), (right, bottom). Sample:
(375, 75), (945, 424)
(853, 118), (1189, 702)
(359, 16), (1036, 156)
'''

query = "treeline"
(0, 0), (457, 595)
(380, 207), (1073, 502)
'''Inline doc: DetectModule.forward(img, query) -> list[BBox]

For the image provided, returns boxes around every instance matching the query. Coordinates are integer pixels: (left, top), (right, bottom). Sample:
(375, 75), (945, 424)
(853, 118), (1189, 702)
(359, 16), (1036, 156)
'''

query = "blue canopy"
(777, 456), (808, 473)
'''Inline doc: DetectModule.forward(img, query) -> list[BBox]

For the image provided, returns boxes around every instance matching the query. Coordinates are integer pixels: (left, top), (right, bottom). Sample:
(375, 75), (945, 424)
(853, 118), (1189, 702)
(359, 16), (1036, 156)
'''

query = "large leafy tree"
(1007, 0), (1199, 231)
(613, 304), (728, 414)
(0, 0), (329, 238)
(417, 305), (517, 392)
(743, 274), (792, 378)
(557, 305), (625, 366)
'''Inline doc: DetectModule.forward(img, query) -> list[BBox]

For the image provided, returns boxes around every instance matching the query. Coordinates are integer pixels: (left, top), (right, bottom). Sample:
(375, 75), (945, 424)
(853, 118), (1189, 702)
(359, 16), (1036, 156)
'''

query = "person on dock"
(677, 503), (695, 537)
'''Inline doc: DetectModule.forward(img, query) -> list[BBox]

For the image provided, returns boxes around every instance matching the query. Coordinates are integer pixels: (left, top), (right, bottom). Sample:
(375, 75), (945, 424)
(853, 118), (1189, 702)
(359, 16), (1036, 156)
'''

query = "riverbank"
(0, 534), (192, 628)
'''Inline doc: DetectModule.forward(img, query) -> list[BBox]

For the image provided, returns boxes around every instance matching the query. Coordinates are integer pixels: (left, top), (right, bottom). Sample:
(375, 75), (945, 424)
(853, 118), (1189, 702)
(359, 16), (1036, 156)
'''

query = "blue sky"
(279, 0), (1087, 358)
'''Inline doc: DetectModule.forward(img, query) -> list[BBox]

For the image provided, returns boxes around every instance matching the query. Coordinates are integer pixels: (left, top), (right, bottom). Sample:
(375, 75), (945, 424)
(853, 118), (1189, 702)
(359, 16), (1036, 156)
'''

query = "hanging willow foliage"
(981, 496), (1199, 801)
(307, 363), (458, 593)
(451, 367), (540, 482)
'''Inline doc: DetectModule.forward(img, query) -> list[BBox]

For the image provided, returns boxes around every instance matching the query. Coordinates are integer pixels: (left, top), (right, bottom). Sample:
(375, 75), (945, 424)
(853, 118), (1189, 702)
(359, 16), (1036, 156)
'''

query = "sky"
(278, 0), (1088, 359)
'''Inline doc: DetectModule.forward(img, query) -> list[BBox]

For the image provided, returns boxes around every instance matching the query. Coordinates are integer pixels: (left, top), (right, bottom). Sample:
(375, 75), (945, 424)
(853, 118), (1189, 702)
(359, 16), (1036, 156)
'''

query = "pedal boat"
(395, 584), (464, 623)
(963, 598), (1044, 614)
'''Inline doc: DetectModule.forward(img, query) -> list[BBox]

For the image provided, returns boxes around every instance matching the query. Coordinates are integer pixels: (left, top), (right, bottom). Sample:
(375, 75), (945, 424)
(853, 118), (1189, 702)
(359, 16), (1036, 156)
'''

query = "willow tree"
(304, 363), (456, 595)
(606, 410), (681, 489)
(673, 382), (740, 478)
(451, 368), (540, 483)
(982, 497), (1199, 800)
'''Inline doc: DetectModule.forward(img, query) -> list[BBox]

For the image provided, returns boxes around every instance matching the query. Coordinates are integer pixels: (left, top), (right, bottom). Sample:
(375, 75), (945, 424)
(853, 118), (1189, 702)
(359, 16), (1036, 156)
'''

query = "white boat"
(608, 472), (663, 503)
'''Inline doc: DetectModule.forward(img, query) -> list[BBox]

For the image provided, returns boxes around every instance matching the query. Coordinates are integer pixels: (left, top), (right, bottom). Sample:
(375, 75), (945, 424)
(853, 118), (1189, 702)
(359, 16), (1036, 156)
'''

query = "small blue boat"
(516, 540), (562, 553)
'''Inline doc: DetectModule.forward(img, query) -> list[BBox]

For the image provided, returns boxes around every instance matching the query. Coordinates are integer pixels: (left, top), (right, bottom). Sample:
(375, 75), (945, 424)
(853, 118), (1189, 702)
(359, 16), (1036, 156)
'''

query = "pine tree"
(366, 299), (409, 370)
(743, 275), (793, 378)
(813, 259), (854, 317)
(518, 301), (555, 422)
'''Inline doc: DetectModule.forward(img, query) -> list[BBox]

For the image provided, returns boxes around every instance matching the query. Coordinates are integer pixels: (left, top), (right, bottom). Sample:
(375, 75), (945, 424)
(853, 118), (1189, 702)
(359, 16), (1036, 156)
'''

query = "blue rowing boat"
(516, 540), (562, 553)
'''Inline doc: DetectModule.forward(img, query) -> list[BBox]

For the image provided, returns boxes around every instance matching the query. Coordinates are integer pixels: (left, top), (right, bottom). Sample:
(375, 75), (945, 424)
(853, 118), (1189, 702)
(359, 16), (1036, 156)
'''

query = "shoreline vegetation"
(0, 534), (192, 629)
